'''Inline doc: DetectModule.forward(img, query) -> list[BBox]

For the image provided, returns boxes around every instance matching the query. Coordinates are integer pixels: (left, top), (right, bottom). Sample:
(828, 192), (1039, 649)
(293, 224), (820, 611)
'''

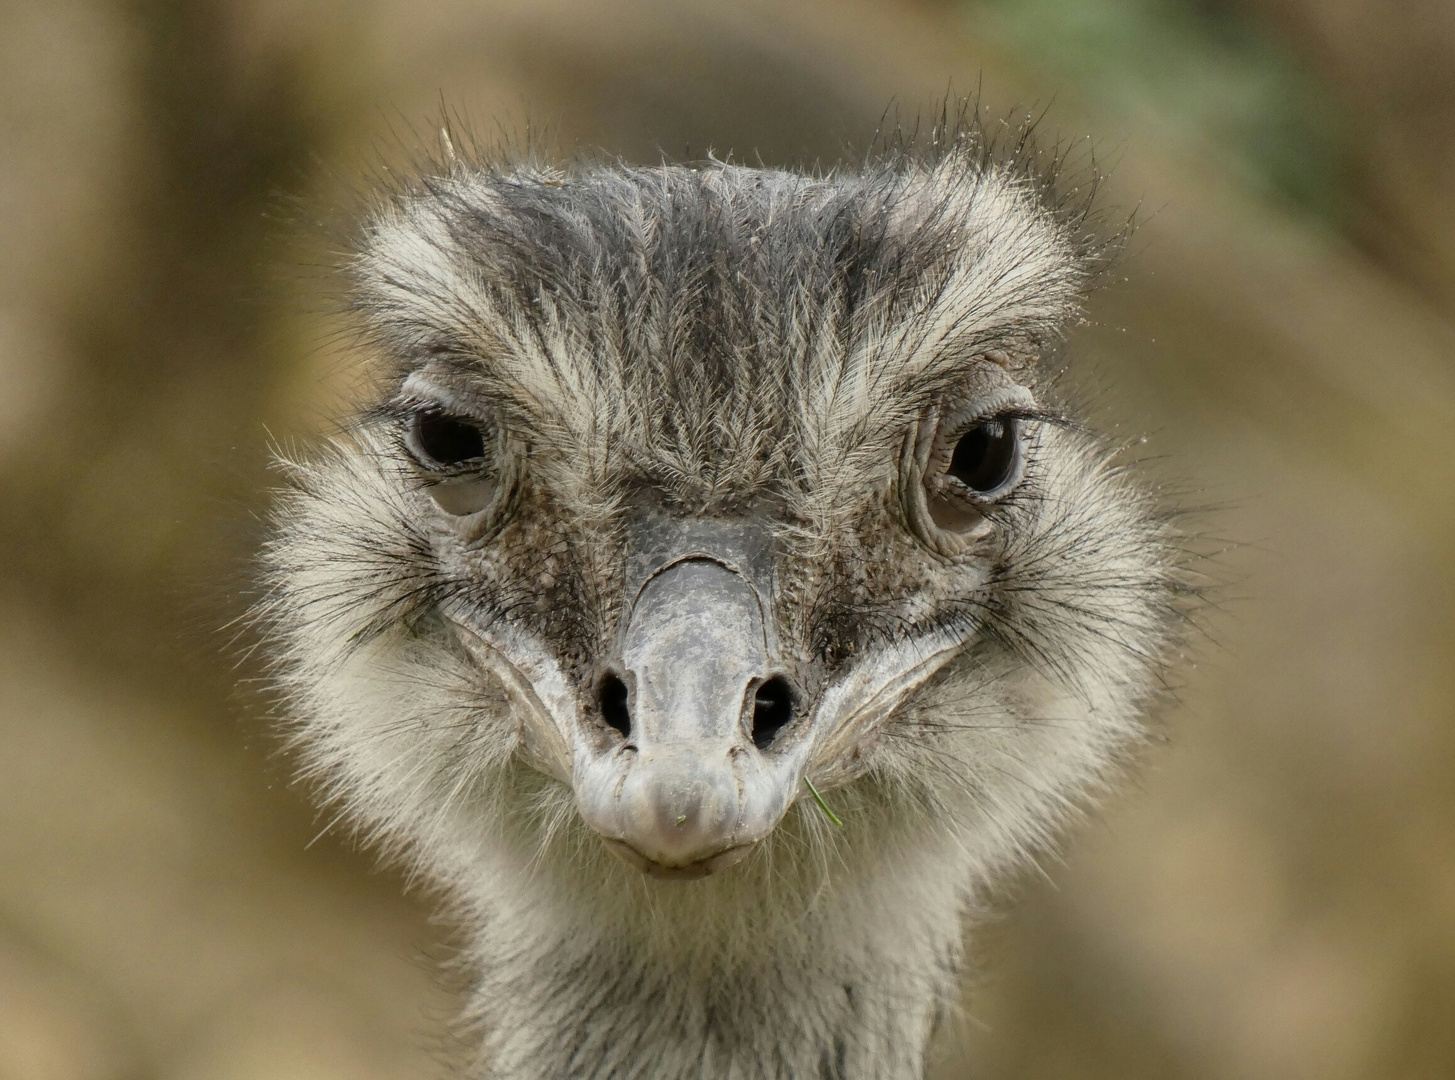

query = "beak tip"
(615, 752), (743, 865)
(602, 837), (758, 879)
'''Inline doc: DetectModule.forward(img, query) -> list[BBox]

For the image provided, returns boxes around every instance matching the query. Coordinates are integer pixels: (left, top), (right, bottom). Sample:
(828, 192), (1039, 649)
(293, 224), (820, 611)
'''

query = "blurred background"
(2, 1), (1453, 1077)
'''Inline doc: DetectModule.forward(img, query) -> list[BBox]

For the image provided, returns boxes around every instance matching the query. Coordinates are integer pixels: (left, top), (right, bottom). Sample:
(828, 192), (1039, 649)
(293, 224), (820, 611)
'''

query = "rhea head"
(265, 138), (1172, 896)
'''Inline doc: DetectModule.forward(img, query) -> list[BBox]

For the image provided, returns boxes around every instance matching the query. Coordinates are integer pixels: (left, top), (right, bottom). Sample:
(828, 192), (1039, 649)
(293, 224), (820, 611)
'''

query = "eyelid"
(397, 371), (493, 425)
(937, 386), (1037, 439)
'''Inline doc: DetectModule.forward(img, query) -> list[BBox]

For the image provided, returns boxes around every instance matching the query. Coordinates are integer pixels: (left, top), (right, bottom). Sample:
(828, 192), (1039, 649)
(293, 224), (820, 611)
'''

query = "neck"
(456, 807), (972, 1080)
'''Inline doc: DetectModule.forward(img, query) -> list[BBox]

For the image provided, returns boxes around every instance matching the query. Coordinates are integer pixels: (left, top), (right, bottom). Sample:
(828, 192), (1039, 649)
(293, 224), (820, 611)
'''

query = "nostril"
(751, 676), (795, 750)
(599, 674), (631, 738)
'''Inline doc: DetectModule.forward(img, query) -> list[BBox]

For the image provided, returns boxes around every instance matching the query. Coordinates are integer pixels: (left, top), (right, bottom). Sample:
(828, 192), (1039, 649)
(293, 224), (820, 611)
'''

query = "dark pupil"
(948, 417), (1018, 494)
(414, 410), (485, 466)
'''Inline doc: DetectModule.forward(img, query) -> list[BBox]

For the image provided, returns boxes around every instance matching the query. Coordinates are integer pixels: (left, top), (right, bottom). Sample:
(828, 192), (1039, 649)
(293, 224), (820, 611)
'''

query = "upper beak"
(573, 556), (798, 877)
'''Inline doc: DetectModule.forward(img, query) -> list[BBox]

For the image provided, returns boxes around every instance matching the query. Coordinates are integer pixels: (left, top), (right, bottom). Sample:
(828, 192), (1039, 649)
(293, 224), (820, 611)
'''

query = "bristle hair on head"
(350, 106), (1115, 524)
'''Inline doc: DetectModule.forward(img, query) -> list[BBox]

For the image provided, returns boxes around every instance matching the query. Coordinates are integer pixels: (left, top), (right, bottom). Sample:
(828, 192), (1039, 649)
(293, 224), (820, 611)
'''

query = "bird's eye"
(406, 408), (486, 469)
(903, 402), (1031, 555)
(946, 416), (1021, 497)
(403, 407), (503, 520)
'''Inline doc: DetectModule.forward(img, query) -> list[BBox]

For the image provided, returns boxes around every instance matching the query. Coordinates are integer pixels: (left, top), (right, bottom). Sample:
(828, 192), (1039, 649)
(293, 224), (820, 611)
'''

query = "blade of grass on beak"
(804, 777), (843, 827)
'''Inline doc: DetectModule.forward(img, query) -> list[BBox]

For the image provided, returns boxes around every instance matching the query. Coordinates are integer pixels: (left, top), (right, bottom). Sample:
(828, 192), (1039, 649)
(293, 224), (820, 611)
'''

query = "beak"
(447, 517), (970, 880)
(573, 555), (799, 877)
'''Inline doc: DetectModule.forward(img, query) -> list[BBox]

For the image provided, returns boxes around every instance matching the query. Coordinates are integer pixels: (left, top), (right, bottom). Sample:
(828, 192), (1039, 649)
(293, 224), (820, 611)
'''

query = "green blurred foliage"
(962, 0), (1347, 219)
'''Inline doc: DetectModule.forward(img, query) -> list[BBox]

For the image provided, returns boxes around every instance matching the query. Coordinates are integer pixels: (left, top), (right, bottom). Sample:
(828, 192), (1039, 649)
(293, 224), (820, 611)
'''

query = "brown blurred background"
(2, 1), (1453, 1077)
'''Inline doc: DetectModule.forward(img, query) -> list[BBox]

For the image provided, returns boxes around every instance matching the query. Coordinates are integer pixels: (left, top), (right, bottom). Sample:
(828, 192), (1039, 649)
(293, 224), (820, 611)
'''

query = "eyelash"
(940, 406), (1062, 443)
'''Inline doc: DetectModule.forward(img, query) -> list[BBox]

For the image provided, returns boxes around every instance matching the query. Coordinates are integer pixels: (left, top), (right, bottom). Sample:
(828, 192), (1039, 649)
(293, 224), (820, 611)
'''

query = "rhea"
(261, 127), (1176, 1079)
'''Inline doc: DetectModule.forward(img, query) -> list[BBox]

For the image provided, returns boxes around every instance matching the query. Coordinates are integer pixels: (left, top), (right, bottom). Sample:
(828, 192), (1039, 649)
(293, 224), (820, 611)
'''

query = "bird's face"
(389, 353), (1058, 878)
(267, 159), (1172, 890)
